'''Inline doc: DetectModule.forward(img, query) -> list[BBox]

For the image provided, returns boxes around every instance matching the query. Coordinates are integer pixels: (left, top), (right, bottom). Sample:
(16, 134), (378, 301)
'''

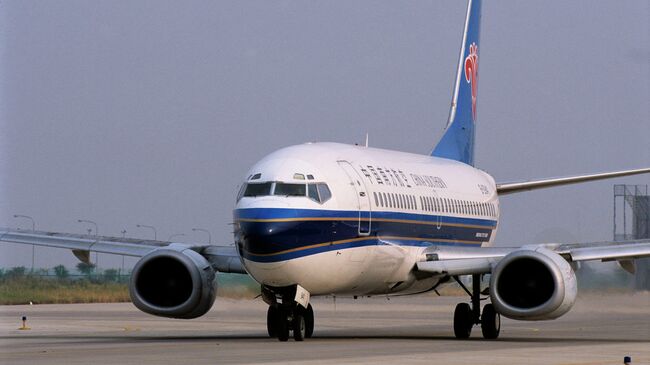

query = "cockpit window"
(306, 183), (332, 203)
(239, 181), (332, 204)
(316, 183), (332, 203)
(243, 182), (273, 197)
(308, 184), (319, 201)
(274, 183), (306, 197)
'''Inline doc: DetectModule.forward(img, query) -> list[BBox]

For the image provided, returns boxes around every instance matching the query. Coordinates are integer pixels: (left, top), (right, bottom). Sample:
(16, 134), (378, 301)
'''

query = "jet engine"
(129, 247), (217, 319)
(490, 248), (577, 320)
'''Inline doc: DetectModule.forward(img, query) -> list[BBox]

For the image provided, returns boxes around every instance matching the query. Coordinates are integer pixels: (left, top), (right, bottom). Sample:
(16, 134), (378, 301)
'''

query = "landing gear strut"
(452, 274), (500, 340)
(263, 285), (314, 342)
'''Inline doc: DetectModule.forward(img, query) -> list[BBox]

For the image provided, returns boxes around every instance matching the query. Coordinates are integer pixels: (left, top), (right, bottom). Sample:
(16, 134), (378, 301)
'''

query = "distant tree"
(76, 262), (96, 276)
(103, 269), (119, 282)
(6, 266), (27, 278)
(0, 268), (5, 279)
(53, 265), (69, 279)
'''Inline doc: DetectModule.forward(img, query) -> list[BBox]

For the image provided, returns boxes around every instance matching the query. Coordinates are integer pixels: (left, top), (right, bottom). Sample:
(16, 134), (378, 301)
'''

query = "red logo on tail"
(464, 42), (479, 121)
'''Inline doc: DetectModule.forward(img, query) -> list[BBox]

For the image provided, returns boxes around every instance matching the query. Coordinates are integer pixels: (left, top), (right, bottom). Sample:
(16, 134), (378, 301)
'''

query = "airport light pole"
(77, 219), (98, 237)
(120, 230), (127, 276)
(136, 224), (157, 240)
(13, 214), (35, 231)
(192, 228), (212, 244)
(168, 233), (185, 241)
(13, 214), (36, 271)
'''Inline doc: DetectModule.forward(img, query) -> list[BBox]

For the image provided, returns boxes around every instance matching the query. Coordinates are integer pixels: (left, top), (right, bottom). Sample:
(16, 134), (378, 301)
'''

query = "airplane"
(2, 0), (650, 342)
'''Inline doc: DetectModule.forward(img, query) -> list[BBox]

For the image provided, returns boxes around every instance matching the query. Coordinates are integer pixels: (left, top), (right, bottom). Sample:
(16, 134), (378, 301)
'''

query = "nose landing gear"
(263, 285), (314, 342)
(452, 274), (501, 340)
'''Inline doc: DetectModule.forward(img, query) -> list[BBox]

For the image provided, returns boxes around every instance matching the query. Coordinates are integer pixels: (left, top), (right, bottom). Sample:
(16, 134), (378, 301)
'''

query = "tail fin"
(431, 0), (482, 166)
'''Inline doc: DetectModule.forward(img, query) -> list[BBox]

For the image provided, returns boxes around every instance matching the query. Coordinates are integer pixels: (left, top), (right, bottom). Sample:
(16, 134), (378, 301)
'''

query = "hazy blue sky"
(1, 1), (648, 269)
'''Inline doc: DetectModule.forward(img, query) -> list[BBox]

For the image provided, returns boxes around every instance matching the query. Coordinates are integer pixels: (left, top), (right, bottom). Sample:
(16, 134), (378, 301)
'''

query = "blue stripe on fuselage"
(233, 208), (497, 263)
(235, 207), (496, 227)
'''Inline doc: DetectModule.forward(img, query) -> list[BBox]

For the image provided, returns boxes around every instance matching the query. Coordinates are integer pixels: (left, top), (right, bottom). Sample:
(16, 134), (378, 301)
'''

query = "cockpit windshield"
(274, 183), (306, 197)
(238, 181), (332, 204)
(242, 182), (273, 197)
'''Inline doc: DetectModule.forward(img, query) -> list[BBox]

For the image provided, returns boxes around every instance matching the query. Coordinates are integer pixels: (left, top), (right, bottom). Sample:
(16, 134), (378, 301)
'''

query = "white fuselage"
(233, 142), (499, 296)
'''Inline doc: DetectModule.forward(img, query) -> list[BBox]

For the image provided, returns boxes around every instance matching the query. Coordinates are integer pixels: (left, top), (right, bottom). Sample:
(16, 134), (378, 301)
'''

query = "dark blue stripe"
(233, 208), (496, 263)
(234, 208), (497, 227)
(236, 219), (490, 254)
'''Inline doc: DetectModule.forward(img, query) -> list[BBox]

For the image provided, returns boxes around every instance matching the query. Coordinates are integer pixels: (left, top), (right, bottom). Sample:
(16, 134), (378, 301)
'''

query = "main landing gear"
(452, 274), (500, 340)
(263, 285), (314, 342)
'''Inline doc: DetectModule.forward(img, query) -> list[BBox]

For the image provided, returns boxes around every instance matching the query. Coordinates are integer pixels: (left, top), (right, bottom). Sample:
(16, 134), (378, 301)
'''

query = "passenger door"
(337, 160), (371, 236)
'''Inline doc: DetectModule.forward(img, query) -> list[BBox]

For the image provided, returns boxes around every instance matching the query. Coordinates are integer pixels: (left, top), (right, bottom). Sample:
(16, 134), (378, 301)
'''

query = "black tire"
(267, 306), (278, 338)
(304, 304), (314, 338)
(481, 304), (501, 339)
(277, 309), (289, 342)
(453, 303), (473, 339)
(292, 311), (306, 342)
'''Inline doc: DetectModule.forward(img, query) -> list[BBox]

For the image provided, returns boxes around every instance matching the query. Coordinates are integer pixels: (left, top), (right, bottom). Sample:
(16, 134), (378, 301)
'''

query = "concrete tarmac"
(1, 293), (649, 365)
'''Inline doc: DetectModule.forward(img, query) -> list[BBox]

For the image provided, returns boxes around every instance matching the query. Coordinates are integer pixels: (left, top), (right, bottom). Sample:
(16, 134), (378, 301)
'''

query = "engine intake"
(490, 248), (577, 320)
(130, 247), (217, 319)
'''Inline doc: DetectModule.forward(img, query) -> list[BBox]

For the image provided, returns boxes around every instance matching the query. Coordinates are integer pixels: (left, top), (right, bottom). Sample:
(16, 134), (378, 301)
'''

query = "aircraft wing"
(496, 167), (650, 195)
(416, 239), (650, 276)
(0, 228), (247, 274)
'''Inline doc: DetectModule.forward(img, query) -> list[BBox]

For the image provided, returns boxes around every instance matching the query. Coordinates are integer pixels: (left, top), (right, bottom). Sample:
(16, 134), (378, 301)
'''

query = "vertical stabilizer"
(431, 0), (481, 166)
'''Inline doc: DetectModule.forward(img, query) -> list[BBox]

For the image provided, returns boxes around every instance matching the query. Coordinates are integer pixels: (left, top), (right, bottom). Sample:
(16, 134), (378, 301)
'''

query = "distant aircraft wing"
(496, 167), (650, 195)
(416, 239), (650, 276)
(0, 228), (247, 274)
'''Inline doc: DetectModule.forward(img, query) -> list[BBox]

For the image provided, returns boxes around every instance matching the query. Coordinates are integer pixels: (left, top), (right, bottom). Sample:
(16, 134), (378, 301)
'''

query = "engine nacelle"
(129, 247), (217, 319)
(490, 248), (577, 320)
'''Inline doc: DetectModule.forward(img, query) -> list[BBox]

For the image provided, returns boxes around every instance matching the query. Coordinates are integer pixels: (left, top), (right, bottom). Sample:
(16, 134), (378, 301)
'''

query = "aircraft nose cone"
(235, 220), (301, 258)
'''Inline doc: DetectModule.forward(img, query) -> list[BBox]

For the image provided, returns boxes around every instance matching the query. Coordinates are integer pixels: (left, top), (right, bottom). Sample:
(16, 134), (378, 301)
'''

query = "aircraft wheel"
(277, 309), (290, 342)
(292, 311), (306, 342)
(304, 304), (314, 338)
(481, 304), (501, 339)
(453, 303), (473, 339)
(267, 306), (279, 338)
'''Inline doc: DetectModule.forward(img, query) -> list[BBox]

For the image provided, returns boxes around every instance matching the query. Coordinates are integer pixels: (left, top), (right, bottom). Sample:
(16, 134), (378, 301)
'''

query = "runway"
(1, 293), (648, 364)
